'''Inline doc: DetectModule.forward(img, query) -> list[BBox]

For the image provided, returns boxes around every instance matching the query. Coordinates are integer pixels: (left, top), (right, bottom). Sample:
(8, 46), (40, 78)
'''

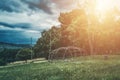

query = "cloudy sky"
(1, 0), (120, 44)
(0, 0), (76, 44)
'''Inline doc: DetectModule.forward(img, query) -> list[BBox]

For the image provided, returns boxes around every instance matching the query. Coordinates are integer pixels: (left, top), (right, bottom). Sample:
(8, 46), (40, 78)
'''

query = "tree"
(35, 9), (91, 59)
(0, 58), (6, 66)
(0, 48), (19, 66)
(16, 48), (33, 63)
(34, 26), (61, 59)
(59, 9), (90, 53)
(35, 8), (120, 59)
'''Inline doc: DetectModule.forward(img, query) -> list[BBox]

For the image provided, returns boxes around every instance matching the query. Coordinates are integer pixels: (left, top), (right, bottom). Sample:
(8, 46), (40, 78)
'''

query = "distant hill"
(0, 42), (32, 49)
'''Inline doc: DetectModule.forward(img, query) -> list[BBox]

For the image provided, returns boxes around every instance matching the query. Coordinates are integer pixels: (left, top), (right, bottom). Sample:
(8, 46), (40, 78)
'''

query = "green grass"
(0, 55), (120, 80)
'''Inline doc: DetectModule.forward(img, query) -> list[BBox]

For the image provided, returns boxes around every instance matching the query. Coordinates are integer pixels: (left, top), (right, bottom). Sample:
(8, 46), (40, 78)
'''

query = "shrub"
(0, 59), (6, 66)
(16, 48), (33, 62)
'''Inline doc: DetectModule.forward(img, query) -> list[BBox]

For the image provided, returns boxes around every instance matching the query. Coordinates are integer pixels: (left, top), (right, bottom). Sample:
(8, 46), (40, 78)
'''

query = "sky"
(0, 0), (76, 44)
(0, 0), (120, 44)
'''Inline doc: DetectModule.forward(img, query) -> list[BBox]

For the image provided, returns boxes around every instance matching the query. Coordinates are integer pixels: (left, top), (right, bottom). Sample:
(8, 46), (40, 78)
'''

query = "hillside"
(0, 55), (120, 80)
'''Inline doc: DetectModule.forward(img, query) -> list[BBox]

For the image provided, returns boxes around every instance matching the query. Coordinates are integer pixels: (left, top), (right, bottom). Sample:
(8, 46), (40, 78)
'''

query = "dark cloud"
(0, 0), (74, 14)
(22, 0), (53, 14)
(51, 0), (74, 9)
(14, 23), (32, 29)
(0, 22), (41, 44)
(0, 30), (28, 44)
(0, 22), (31, 29)
(0, 0), (75, 44)
(0, 22), (14, 28)
(22, 0), (75, 14)
(0, 29), (39, 44)
(0, 0), (21, 12)
(0, 0), (54, 14)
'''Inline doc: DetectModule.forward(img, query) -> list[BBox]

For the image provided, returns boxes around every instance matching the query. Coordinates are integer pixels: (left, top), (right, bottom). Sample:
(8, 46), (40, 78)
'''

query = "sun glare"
(96, 0), (114, 14)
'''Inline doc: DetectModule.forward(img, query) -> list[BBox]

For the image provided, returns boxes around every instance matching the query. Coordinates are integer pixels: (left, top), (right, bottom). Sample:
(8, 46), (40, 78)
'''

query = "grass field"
(0, 55), (120, 80)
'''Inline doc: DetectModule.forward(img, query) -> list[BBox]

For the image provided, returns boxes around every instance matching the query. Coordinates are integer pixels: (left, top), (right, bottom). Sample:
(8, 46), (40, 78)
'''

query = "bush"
(0, 49), (19, 66)
(0, 59), (6, 66)
(16, 48), (33, 62)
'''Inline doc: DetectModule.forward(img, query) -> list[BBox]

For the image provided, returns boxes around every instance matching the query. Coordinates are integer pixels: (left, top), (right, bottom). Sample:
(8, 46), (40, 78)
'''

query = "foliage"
(0, 58), (6, 66)
(35, 8), (120, 58)
(34, 26), (61, 59)
(0, 49), (19, 66)
(34, 9), (90, 58)
(16, 48), (33, 62)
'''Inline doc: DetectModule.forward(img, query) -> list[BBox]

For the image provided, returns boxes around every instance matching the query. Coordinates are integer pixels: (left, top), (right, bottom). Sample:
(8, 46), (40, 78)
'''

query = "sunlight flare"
(95, 0), (114, 14)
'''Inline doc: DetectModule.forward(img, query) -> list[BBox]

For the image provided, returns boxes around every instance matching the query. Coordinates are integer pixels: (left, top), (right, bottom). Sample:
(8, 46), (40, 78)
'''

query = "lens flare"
(96, 0), (114, 14)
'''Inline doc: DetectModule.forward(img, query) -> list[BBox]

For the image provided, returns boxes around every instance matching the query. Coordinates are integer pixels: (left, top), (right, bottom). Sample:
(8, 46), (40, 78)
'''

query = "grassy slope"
(0, 55), (120, 80)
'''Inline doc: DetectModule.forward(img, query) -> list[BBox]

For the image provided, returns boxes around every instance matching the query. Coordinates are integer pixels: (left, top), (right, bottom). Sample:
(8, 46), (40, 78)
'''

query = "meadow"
(0, 55), (120, 80)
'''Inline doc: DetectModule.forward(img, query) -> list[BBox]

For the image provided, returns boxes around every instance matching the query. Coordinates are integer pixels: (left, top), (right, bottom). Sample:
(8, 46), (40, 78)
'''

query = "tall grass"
(0, 55), (120, 80)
